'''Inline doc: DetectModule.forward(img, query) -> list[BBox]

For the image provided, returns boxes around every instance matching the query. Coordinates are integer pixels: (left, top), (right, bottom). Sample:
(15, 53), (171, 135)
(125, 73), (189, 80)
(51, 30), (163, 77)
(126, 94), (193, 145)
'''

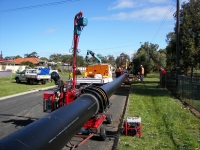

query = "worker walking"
(140, 65), (144, 81)
(115, 66), (121, 78)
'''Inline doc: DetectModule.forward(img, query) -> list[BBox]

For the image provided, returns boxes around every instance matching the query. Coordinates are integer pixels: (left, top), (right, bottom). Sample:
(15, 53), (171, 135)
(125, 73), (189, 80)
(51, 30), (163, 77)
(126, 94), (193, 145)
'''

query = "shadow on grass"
(131, 81), (159, 84)
(129, 81), (170, 97)
(11, 81), (29, 85)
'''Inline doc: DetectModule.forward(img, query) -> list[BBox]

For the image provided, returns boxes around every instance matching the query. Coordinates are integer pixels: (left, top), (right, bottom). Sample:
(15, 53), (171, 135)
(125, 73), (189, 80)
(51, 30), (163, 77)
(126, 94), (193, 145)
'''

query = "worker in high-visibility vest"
(159, 67), (166, 75)
(69, 71), (73, 79)
(140, 65), (144, 81)
(158, 66), (166, 87)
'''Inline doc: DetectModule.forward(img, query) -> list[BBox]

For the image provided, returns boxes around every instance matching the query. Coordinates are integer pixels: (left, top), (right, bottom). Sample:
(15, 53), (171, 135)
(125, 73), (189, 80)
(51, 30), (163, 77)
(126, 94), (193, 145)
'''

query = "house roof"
(13, 58), (40, 65)
(0, 58), (14, 63)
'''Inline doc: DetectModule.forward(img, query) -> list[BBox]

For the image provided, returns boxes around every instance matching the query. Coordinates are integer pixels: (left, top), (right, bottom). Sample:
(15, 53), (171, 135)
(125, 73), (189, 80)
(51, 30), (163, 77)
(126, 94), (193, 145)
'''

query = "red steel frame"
(124, 121), (142, 137)
(72, 11), (83, 91)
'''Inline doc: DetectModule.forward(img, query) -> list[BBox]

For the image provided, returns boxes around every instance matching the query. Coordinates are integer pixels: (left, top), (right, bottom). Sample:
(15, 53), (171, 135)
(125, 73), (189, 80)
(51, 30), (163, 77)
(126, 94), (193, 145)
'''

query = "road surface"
(0, 84), (130, 150)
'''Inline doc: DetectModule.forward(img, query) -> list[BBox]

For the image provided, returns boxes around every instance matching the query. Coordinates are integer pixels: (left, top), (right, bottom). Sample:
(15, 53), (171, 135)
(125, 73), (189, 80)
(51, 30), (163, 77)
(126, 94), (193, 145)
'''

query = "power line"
(151, 0), (176, 43)
(90, 43), (142, 51)
(0, 0), (80, 13)
(89, 1), (176, 51)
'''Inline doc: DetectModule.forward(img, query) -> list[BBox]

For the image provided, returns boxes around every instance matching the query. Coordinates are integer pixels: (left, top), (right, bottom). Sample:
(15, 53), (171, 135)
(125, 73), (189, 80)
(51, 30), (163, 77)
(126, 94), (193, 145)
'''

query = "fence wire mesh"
(160, 72), (200, 112)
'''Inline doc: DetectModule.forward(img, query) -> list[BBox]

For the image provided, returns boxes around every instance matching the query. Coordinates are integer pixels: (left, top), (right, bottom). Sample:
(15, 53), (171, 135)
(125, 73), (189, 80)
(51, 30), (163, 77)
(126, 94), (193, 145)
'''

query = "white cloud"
(91, 6), (175, 21)
(148, 0), (168, 4)
(108, 0), (172, 10)
(108, 0), (136, 10)
(44, 28), (59, 34)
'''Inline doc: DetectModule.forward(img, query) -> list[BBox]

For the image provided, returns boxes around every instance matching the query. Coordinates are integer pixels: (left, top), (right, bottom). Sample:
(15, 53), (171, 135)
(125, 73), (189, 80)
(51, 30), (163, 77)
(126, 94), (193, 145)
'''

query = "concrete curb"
(0, 85), (57, 101)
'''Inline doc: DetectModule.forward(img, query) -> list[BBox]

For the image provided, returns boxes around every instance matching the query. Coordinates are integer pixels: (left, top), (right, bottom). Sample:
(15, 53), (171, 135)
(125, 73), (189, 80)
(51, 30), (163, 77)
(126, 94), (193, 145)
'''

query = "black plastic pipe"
(0, 73), (126, 150)
(0, 94), (99, 150)
(101, 73), (127, 98)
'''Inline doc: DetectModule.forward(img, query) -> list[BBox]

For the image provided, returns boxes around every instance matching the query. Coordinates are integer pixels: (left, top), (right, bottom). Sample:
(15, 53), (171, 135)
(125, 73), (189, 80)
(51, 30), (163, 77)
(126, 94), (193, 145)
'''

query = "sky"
(0, 0), (188, 59)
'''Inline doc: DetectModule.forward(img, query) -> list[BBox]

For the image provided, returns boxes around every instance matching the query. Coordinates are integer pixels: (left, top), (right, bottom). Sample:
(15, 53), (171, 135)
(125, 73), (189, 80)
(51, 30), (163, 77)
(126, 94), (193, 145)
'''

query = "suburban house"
(13, 57), (40, 65)
(0, 51), (14, 65)
(0, 57), (47, 73)
(0, 58), (14, 65)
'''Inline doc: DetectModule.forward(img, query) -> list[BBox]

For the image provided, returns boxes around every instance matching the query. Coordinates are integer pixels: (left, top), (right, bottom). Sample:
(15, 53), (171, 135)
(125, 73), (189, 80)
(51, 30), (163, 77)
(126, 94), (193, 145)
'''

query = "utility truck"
(76, 63), (113, 85)
(75, 50), (113, 85)
(15, 68), (51, 85)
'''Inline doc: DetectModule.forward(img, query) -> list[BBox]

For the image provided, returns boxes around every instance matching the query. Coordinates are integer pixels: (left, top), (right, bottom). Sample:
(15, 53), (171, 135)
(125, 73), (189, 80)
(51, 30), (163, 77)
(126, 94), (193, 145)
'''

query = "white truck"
(15, 68), (51, 85)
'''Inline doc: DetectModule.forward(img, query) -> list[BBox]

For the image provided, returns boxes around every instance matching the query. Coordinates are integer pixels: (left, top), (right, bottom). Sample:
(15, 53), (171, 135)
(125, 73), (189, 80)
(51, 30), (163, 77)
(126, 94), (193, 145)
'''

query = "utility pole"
(147, 42), (149, 63)
(176, 0), (180, 85)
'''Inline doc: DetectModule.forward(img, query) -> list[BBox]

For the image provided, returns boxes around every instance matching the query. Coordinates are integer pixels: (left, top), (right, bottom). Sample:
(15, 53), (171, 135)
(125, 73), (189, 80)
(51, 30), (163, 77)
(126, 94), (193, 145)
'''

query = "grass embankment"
(0, 73), (70, 98)
(118, 73), (200, 150)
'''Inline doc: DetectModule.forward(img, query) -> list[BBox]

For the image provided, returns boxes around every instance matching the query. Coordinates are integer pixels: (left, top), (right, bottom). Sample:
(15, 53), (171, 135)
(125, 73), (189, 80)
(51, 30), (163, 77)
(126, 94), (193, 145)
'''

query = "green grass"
(0, 72), (83, 98)
(0, 76), (55, 97)
(118, 73), (200, 150)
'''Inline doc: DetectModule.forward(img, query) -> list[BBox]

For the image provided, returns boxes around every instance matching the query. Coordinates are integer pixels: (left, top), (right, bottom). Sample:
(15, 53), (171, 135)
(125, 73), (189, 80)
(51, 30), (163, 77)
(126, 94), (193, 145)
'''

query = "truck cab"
(15, 69), (37, 82)
(15, 70), (27, 83)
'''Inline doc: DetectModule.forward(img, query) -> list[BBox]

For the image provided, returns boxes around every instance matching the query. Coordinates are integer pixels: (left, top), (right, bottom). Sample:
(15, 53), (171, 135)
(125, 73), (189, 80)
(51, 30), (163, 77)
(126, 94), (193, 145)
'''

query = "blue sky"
(0, 0), (187, 59)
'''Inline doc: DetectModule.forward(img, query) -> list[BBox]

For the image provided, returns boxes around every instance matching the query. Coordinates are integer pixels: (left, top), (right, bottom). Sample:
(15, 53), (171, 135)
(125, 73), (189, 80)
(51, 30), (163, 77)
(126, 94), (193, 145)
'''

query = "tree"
(20, 61), (35, 68)
(40, 57), (49, 61)
(131, 42), (166, 74)
(179, 1), (200, 74)
(49, 53), (62, 62)
(24, 52), (39, 58)
(165, 32), (176, 71)
(115, 53), (130, 69)
(15, 55), (22, 59)
(167, 0), (200, 74)
(107, 55), (115, 66)
(77, 55), (86, 66)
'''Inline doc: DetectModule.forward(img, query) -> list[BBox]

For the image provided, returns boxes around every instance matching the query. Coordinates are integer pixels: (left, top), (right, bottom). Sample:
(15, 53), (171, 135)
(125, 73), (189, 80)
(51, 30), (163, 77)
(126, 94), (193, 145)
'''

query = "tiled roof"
(0, 58), (14, 63)
(13, 58), (40, 65)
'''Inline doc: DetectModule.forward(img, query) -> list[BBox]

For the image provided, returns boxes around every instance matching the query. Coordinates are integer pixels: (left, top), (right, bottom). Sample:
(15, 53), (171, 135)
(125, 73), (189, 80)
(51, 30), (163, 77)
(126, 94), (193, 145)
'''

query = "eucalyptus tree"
(179, 0), (200, 74)
(132, 42), (166, 74)
(115, 53), (130, 69)
(49, 53), (63, 62)
(24, 52), (39, 58)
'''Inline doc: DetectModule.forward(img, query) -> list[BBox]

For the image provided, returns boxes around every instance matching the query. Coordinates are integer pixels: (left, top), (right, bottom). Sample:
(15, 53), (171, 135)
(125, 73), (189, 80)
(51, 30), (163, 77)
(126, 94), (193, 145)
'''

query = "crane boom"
(72, 12), (88, 90)
(85, 50), (102, 64)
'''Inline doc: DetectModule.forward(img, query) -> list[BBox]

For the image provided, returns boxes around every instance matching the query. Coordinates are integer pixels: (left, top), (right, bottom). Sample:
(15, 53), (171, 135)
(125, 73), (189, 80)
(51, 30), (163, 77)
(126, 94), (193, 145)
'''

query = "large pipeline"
(0, 73), (127, 150)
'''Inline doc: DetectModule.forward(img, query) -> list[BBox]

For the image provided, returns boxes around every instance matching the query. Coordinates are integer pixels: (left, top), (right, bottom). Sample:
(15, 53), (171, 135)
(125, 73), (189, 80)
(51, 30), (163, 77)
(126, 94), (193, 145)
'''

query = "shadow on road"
(0, 114), (38, 127)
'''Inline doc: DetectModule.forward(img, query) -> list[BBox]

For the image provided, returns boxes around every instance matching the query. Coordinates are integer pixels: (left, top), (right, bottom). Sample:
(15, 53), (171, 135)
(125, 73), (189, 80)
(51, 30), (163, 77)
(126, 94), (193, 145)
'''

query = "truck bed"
(76, 77), (112, 85)
(25, 74), (51, 80)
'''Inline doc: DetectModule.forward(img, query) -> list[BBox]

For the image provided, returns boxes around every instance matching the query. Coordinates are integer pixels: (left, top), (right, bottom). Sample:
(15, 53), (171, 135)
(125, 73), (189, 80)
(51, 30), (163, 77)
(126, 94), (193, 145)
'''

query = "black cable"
(89, 43), (142, 51)
(0, 0), (80, 13)
(151, 0), (176, 43)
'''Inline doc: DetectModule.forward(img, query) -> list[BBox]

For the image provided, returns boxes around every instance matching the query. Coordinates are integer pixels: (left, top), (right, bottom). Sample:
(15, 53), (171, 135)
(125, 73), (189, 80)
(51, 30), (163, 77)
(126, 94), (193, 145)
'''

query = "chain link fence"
(160, 72), (200, 112)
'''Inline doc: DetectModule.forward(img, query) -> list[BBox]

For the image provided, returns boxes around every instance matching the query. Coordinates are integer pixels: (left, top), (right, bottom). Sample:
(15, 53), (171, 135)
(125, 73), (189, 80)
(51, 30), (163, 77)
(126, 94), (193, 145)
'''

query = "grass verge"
(0, 72), (83, 98)
(0, 76), (55, 97)
(118, 73), (200, 150)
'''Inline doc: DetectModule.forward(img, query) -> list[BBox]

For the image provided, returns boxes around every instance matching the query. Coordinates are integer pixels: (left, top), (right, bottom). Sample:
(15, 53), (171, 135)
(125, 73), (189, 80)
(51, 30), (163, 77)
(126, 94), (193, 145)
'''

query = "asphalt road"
(0, 83), (130, 150)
